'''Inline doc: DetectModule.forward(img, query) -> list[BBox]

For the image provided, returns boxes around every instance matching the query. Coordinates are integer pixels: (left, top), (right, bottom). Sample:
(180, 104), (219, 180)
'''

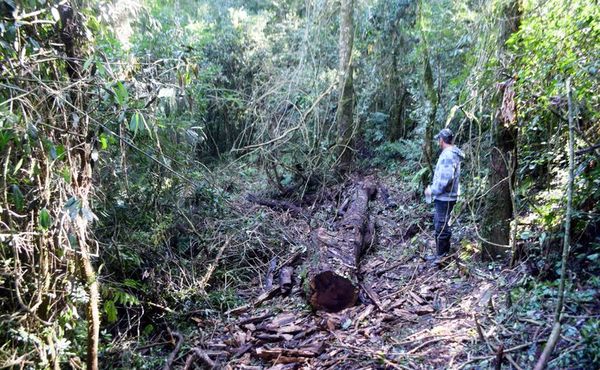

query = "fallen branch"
(376, 255), (414, 277)
(198, 238), (230, 292)
(225, 285), (281, 315)
(475, 316), (524, 370)
(183, 348), (216, 369)
(494, 344), (504, 370)
(407, 336), (453, 354)
(575, 142), (600, 156)
(359, 282), (383, 311)
(246, 194), (304, 216)
(533, 322), (561, 370)
(135, 341), (172, 351)
(238, 312), (274, 326)
(163, 330), (184, 370)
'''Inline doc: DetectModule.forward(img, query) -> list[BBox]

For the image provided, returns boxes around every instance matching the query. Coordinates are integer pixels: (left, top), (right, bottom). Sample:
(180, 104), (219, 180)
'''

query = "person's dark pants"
(434, 199), (456, 256)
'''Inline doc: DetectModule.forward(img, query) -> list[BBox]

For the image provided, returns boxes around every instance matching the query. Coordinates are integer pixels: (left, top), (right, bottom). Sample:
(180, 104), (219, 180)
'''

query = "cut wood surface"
(309, 179), (377, 312)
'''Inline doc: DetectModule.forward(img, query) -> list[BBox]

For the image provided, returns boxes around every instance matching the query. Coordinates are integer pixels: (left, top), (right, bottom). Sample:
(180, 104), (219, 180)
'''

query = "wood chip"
(359, 283), (383, 311)
(238, 312), (274, 326)
(408, 291), (426, 305)
(354, 304), (374, 329)
(255, 347), (320, 360)
(385, 298), (406, 311)
(411, 305), (435, 315)
(255, 333), (294, 342)
(276, 324), (304, 334)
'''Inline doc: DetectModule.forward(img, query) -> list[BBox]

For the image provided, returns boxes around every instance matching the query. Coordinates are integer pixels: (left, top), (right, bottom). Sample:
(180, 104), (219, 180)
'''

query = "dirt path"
(188, 174), (506, 369)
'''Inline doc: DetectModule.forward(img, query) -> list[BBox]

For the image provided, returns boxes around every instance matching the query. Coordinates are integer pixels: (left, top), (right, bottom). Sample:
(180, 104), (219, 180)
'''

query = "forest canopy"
(0, 0), (598, 369)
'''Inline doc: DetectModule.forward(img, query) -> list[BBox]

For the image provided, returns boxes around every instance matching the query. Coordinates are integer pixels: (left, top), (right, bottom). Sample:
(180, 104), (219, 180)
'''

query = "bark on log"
(309, 179), (377, 312)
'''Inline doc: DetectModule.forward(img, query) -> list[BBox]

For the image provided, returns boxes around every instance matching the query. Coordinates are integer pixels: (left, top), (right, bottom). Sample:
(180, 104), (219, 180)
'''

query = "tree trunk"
(388, 35), (408, 142)
(418, 0), (437, 186)
(336, 0), (355, 168)
(388, 47), (408, 141)
(59, 4), (100, 369)
(480, 0), (521, 261)
(533, 77), (576, 370)
(421, 51), (437, 186)
(389, 85), (409, 141)
(309, 180), (377, 312)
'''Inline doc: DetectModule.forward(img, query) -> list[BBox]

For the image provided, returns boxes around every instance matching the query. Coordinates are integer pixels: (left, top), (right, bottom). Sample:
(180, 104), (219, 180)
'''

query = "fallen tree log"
(309, 179), (377, 312)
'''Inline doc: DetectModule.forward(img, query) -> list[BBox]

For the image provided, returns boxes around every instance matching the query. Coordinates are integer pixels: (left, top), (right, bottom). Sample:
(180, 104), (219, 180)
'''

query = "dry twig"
(163, 330), (184, 370)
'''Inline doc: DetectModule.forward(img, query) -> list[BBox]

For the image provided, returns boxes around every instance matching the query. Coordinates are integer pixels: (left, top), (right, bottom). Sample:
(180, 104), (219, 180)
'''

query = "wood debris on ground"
(179, 174), (552, 369)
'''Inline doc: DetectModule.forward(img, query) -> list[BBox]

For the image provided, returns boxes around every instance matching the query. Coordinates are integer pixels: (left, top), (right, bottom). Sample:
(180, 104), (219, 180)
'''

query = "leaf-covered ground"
(141, 171), (596, 370)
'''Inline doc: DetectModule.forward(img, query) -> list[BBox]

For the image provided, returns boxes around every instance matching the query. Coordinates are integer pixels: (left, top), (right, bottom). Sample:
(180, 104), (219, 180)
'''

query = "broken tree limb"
(309, 179), (377, 312)
(359, 282), (383, 311)
(163, 330), (184, 370)
(246, 193), (304, 216)
(183, 348), (216, 369)
(226, 285), (281, 315)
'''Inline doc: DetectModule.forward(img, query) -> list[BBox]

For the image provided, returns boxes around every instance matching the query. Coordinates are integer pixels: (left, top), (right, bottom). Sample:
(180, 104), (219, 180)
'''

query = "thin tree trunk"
(533, 77), (576, 370)
(418, 0), (437, 186)
(79, 231), (100, 370)
(480, 0), (521, 261)
(336, 0), (355, 168)
(59, 3), (100, 369)
(422, 52), (437, 184)
(388, 38), (408, 141)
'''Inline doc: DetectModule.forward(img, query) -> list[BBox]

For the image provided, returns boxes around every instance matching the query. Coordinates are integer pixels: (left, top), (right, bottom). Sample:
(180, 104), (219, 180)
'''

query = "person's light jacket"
(431, 146), (465, 201)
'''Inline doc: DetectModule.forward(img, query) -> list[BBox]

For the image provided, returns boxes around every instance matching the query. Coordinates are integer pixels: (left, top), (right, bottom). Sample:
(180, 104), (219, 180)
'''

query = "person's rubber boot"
(437, 238), (451, 256)
(436, 254), (452, 269)
(425, 254), (445, 267)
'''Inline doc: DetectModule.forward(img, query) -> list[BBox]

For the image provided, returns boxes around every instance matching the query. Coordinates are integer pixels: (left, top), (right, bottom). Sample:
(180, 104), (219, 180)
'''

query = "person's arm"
(430, 151), (454, 195)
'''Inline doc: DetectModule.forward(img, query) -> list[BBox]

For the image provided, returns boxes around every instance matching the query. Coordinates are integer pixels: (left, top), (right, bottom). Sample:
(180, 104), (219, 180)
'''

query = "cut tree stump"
(309, 179), (377, 312)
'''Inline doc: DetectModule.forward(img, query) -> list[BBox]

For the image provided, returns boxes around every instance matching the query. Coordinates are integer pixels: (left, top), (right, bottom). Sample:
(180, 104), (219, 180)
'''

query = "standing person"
(425, 128), (465, 262)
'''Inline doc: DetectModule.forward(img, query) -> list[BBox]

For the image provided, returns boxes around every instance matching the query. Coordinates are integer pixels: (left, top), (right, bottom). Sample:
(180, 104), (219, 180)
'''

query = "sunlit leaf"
(100, 134), (109, 150)
(10, 185), (24, 212)
(61, 168), (71, 183)
(129, 112), (141, 135)
(50, 7), (60, 22)
(12, 157), (23, 175)
(114, 82), (129, 108)
(104, 300), (118, 323)
(39, 208), (51, 230)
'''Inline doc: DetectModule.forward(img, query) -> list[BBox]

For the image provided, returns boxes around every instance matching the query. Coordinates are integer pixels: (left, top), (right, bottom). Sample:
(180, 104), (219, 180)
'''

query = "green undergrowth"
(95, 158), (312, 365)
(496, 276), (600, 368)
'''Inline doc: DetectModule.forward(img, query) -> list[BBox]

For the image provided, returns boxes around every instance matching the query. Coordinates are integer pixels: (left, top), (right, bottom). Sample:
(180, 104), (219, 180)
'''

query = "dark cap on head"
(434, 128), (453, 143)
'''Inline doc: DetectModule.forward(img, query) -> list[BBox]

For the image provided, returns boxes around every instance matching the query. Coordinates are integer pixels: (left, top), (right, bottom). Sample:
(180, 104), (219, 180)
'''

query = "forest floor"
(159, 170), (594, 370)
